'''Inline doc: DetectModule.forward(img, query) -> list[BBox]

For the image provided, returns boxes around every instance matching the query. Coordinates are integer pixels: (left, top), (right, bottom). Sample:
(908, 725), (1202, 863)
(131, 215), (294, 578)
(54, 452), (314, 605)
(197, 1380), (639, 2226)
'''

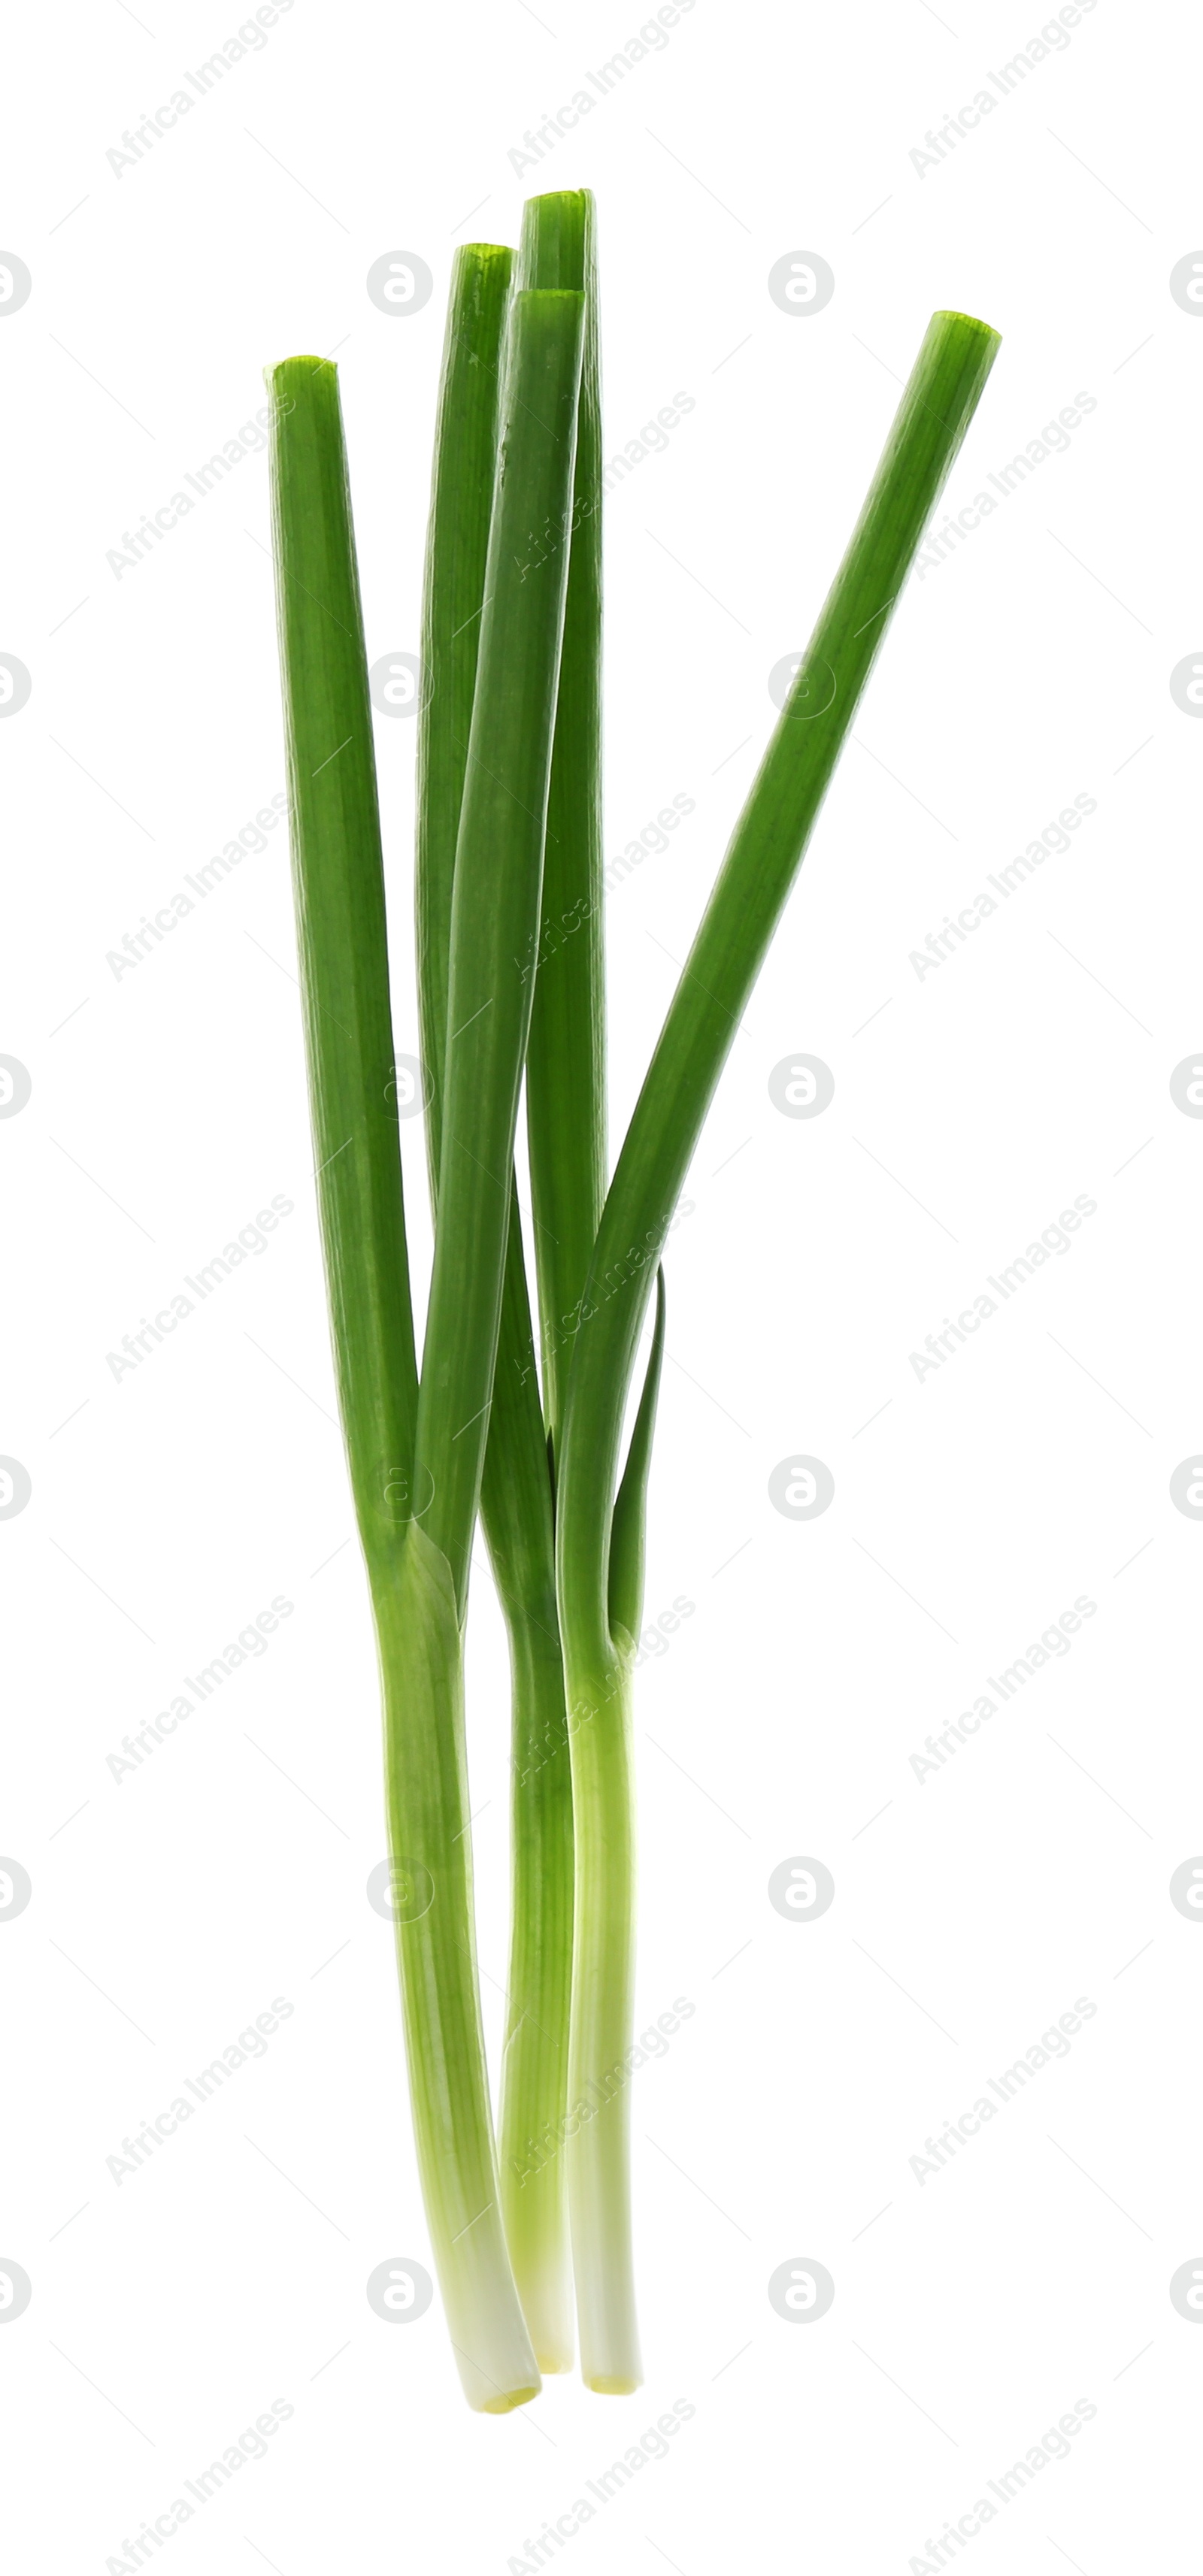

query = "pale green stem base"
(374, 1528), (541, 2413)
(562, 1643), (642, 2391)
(498, 1623), (575, 2370)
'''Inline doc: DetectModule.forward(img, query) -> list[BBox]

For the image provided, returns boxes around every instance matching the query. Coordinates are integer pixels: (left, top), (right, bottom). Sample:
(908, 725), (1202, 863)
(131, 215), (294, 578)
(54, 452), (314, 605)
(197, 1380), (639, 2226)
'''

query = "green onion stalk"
(553, 305), (1000, 2390)
(268, 192), (998, 2406)
(267, 277), (584, 2411)
(413, 204), (601, 2374)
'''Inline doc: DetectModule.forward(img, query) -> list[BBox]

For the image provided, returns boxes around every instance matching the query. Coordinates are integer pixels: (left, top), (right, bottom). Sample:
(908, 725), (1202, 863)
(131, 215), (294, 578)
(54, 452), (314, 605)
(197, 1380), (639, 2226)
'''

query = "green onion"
(268, 277), (584, 2413)
(555, 307), (999, 2390)
(268, 234), (998, 2411)
(267, 353), (528, 2413)
(406, 277), (584, 2392)
(415, 241), (577, 2371)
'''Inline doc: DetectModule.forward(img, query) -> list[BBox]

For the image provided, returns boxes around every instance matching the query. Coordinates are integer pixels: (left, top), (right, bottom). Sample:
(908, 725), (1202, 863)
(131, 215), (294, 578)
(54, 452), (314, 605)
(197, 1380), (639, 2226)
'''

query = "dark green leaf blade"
(413, 285), (586, 1612)
(558, 309), (1001, 1669)
(518, 191), (606, 1463)
(265, 355), (419, 1572)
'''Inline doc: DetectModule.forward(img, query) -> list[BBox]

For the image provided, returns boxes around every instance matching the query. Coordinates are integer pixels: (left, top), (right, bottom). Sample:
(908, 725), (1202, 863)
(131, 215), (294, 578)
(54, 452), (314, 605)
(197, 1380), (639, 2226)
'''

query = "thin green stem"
(518, 192), (606, 1465)
(415, 245), (576, 2366)
(267, 356), (539, 2410)
(556, 308), (1001, 2390)
(560, 1645), (638, 2394)
(374, 1532), (541, 2411)
(413, 286), (586, 1610)
(497, 1617), (576, 2366)
(416, 243), (514, 1159)
(265, 355), (419, 1571)
(559, 309), (1001, 1669)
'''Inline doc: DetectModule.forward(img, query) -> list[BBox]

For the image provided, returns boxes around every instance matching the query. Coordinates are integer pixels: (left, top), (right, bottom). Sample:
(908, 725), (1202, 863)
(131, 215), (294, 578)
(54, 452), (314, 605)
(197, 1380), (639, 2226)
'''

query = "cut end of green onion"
(932, 307), (1001, 344)
(480, 2383), (542, 2414)
(265, 354), (335, 392)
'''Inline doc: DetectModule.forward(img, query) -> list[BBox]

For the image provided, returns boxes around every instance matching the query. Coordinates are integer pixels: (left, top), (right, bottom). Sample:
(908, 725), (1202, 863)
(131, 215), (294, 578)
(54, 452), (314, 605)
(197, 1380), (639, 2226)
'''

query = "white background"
(3, 1), (1201, 2568)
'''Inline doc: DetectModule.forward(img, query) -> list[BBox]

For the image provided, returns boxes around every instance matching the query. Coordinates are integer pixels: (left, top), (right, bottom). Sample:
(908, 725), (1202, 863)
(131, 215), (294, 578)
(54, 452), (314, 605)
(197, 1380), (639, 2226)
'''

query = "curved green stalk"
(415, 245), (575, 2369)
(267, 356), (539, 2411)
(556, 308), (1001, 2390)
(607, 1267), (666, 1648)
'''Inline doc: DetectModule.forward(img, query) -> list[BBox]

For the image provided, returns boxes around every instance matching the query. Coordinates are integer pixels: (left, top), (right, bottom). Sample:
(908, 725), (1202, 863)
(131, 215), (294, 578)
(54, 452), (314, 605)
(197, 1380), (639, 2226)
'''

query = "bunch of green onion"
(265, 189), (998, 2411)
